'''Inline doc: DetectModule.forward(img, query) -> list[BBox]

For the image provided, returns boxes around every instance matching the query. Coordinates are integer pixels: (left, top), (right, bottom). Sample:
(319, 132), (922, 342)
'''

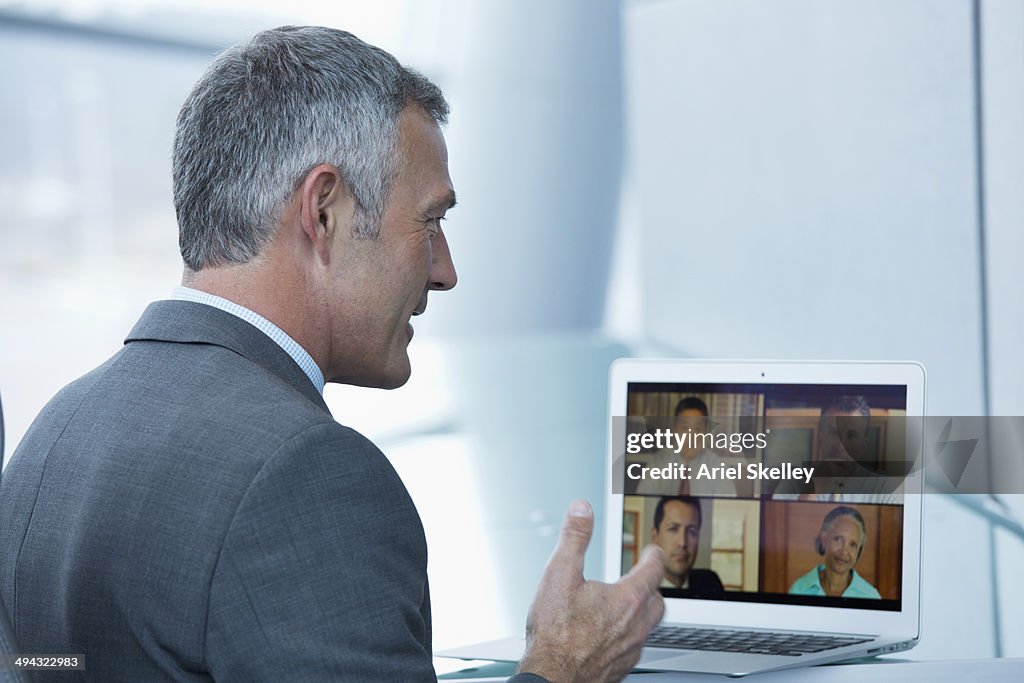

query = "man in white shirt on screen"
(634, 397), (738, 498)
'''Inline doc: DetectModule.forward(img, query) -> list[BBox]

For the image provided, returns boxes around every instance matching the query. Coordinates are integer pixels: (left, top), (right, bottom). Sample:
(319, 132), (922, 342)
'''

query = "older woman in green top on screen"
(789, 506), (881, 599)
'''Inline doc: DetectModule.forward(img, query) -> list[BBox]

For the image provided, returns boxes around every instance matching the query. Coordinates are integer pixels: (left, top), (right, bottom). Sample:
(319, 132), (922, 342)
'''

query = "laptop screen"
(619, 381), (909, 613)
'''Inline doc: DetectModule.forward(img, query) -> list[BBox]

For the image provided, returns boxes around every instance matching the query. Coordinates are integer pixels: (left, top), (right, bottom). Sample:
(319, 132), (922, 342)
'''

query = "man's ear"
(298, 163), (355, 262)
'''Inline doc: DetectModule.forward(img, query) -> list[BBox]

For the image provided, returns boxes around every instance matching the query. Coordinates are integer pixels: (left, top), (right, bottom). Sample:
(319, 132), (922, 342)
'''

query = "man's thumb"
(624, 543), (665, 591)
(547, 500), (594, 580)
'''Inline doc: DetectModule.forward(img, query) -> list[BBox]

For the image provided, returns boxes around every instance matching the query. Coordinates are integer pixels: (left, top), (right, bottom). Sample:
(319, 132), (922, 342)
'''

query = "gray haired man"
(0, 26), (663, 682)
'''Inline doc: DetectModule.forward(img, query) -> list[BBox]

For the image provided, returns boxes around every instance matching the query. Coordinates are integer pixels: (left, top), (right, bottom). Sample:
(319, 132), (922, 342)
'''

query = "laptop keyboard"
(646, 626), (872, 656)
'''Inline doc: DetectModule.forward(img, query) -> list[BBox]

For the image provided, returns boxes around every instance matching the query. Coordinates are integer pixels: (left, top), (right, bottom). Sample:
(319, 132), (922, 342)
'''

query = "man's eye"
(427, 216), (445, 236)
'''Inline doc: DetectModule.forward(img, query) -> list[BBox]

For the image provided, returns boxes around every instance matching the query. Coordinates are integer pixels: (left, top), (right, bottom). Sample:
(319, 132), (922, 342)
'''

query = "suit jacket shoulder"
(0, 301), (431, 681)
(687, 569), (725, 598)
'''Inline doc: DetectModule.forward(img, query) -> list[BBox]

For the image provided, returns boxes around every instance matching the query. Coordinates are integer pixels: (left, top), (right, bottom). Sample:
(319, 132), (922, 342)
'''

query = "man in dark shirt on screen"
(651, 496), (725, 597)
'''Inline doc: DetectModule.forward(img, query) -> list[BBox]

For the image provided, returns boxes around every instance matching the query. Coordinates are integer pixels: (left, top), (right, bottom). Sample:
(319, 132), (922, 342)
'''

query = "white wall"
(981, 0), (1024, 417)
(625, 0), (984, 416)
(621, 0), (1024, 658)
(978, 0), (1024, 657)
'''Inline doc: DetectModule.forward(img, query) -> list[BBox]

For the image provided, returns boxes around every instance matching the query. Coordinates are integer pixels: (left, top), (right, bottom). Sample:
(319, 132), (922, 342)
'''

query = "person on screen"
(651, 495), (725, 597)
(634, 397), (738, 497)
(774, 395), (901, 504)
(789, 506), (881, 599)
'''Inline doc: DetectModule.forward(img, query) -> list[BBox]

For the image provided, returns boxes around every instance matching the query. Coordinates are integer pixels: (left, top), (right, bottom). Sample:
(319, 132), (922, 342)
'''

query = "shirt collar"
(169, 286), (325, 394)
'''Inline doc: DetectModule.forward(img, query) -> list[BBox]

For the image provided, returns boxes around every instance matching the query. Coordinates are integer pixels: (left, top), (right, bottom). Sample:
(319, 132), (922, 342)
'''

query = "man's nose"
(429, 226), (457, 291)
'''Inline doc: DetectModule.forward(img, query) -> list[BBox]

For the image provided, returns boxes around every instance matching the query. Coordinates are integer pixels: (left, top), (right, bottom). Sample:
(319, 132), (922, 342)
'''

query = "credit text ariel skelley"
(625, 461), (815, 485)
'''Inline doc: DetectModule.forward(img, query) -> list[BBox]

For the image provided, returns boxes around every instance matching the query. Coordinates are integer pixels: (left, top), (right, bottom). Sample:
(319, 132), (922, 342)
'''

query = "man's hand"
(517, 500), (665, 683)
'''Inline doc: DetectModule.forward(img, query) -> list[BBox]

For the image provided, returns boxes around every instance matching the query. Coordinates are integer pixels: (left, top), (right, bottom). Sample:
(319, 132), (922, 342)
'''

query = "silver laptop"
(442, 359), (926, 677)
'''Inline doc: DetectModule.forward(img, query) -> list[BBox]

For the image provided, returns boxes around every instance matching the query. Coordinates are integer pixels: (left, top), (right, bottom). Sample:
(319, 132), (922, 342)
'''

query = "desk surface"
(436, 656), (1024, 682)
(624, 657), (1023, 681)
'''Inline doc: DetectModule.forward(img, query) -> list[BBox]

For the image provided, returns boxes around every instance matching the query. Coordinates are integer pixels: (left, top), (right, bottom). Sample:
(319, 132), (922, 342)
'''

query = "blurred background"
(1, 0), (1022, 660)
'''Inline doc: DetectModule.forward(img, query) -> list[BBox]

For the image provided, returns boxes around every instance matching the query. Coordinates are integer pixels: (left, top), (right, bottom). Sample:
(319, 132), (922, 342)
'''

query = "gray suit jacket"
(0, 300), (542, 682)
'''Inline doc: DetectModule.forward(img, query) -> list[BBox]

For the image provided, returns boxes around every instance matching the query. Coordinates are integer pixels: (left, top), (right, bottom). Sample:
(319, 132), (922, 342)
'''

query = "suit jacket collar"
(125, 299), (330, 413)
